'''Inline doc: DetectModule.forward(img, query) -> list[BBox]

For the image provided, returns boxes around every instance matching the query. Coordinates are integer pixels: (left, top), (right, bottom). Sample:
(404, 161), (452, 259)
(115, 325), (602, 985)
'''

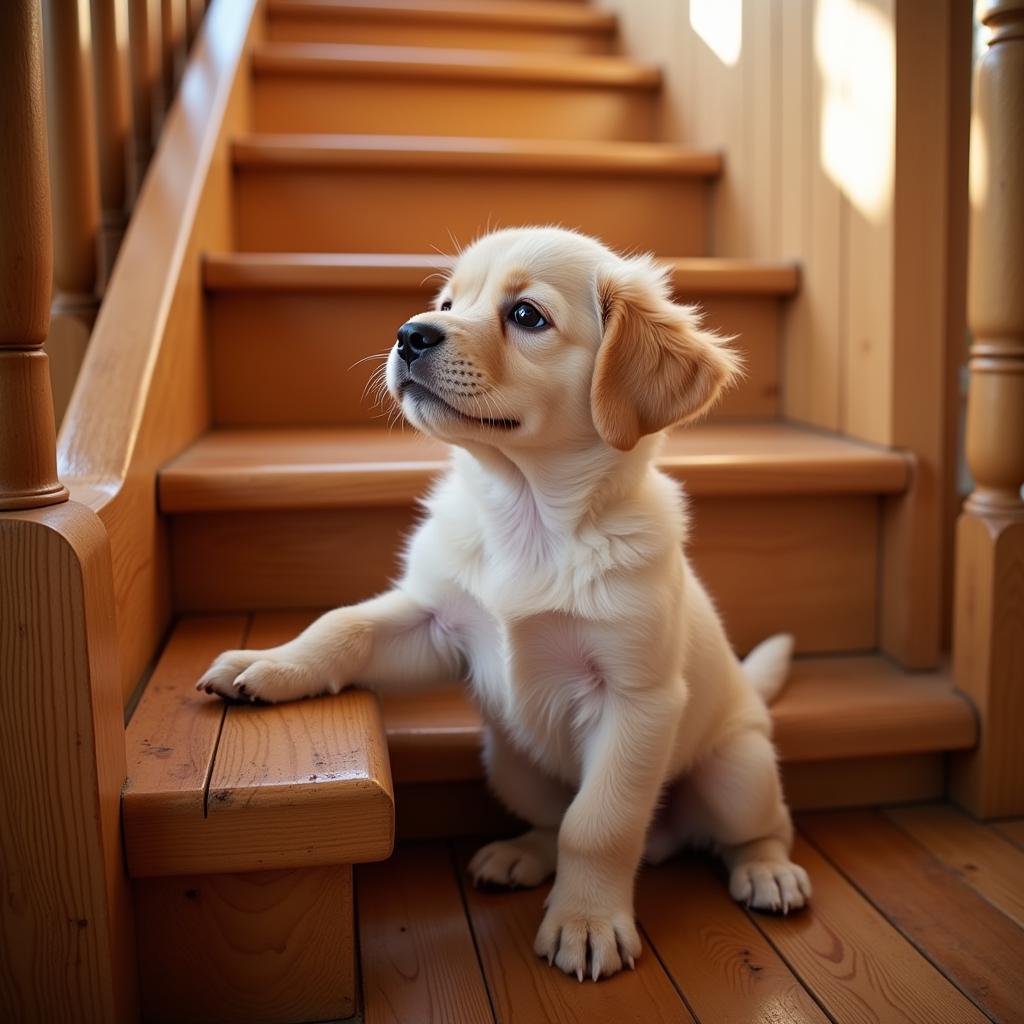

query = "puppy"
(199, 226), (810, 981)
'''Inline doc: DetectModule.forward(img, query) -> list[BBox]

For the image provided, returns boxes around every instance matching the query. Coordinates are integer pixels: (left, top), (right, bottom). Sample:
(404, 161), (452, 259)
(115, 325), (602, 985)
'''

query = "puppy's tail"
(742, 633), (794, 705)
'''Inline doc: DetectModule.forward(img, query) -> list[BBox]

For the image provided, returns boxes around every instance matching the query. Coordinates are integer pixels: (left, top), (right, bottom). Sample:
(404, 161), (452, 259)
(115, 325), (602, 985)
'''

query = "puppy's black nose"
(397, 321), (446, 366)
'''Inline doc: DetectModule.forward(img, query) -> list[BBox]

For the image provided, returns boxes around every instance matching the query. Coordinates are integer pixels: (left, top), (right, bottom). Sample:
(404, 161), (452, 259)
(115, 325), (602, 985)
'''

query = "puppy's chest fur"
(406, 465), (685, 784)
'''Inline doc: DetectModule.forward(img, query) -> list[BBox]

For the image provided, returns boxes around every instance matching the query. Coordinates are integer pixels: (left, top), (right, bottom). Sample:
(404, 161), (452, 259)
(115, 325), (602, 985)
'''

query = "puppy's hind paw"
(730, 859), (811, 915)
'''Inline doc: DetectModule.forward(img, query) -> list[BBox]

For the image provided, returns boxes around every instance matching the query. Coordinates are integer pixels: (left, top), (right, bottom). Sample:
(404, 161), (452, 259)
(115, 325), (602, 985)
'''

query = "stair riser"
(266, 15), (615, 54)
(170, 494), (881, 654)
(207, 289), (780, 426)
(234, 168), (710, 255)
(252, 75), (656, 141)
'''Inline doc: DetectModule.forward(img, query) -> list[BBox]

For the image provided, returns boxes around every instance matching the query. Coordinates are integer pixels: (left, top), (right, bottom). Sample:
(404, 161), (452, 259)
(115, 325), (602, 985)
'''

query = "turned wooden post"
(41, 0), (103, 424)
(0, 2), (68, 511)
(161, 0), (188, 106)
(91, 0), (133, 282)
(185, 0), (205, 46)
(950, 0), (1024, 817)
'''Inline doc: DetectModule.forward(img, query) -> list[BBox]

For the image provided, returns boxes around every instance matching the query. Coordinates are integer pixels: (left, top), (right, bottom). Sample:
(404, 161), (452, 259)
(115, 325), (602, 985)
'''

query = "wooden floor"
(355, 805), (1024, 1024)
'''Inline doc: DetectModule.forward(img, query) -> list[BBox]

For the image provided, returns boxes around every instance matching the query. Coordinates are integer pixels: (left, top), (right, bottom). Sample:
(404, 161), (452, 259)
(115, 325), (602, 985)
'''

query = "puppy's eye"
(510, 301), (547, 330)
(440, 300), (452, 311)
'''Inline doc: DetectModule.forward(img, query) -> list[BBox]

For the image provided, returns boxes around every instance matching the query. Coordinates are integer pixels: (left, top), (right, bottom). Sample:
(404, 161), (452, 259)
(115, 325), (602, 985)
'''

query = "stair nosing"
(231, 133), (724, 177)
(265, 0), (618, 35)
(203, 253), (801, 297)
(252, 41), (659, 88)
(159, 424), (910, 514)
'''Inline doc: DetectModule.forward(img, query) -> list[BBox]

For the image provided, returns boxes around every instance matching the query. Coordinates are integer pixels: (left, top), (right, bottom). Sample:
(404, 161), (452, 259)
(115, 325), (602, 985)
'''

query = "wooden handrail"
(951, 0), (1024, 817)
(0, 1), (67, 511)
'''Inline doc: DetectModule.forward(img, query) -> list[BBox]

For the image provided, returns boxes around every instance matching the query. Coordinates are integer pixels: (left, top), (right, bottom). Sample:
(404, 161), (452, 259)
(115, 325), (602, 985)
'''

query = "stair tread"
(204, 252), (800, 296)
(159, 422), (909, 513)
(232, 133), (723, 176)
(267, 0), (617, 34)
(382, 655), (977, 782)
(253, 40), (658, 87)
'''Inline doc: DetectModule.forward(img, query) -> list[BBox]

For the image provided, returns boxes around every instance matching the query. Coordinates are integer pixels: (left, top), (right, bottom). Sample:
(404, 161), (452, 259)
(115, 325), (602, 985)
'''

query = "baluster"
(951, 0), (1024, 816)
(91, 0), (133, 282)
(41, 0), (103, 424)
(185, 0), (204, 46)
(0, 1), (68, 510)
(128, 0), (163, 193)
(161, 0), (187, 105)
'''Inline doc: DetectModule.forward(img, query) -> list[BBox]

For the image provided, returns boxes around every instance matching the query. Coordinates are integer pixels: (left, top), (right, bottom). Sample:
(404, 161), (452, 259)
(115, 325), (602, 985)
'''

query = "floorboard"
(636, 857), (828, 1024)
(742, 836), (988, 1024)
(455, 845), (693, 1023)
(801, 810), (1024, 1023)
(355, 810), (1024, 1024)
(885, 804), (1024, 927)
(357, 845), (495, 1024)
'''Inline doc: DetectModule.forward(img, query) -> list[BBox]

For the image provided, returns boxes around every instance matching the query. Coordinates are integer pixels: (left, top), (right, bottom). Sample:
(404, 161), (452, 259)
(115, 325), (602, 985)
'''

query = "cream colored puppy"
(199, 227), (810, 981)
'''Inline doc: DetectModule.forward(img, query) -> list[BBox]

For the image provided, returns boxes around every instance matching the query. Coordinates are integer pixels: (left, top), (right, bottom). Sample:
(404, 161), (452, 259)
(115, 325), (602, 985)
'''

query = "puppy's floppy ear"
(591, 256), (742, 451)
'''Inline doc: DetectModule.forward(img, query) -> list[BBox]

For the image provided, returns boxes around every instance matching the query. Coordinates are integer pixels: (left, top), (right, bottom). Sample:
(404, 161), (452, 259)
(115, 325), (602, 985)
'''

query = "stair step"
(232, 134), (721, 254)
(203, 253), (799, 426)
(266, 0), (618, 54)
(161, 424), (907, 653)
(380, 656), (977, 784)
(160, 423), (907, 514)
(251, 42), (659, 140)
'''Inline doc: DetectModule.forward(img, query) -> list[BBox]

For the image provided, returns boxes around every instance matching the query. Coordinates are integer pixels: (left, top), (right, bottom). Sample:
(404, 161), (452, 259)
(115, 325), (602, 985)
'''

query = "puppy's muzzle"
(397, 320), (445, 366)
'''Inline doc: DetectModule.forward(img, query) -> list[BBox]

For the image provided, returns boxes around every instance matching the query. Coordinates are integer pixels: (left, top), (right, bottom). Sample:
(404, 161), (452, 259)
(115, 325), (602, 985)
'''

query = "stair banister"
(951, 0), (1024, 817)
(0, 0), (67, 511)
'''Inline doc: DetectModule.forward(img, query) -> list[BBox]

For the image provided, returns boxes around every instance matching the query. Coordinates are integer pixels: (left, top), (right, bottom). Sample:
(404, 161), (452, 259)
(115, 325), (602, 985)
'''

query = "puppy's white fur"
(199, 227), (810, 981)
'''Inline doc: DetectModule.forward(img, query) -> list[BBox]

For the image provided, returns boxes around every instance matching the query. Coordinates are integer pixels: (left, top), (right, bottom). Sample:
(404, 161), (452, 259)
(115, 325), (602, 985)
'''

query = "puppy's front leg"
(198, 588), (462, 704)
(535, 689), (679, 981)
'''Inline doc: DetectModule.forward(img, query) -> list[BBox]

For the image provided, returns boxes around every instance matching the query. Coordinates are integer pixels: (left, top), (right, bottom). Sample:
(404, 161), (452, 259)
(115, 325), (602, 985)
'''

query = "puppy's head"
(386, 227), (740, 452)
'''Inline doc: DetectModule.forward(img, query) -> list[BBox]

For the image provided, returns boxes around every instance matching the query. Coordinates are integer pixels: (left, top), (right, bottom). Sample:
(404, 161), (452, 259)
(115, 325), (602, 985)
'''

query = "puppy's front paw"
(730, 858), (811, 914)
(196, 650), (318, 704)
(534, 897), (641, 982)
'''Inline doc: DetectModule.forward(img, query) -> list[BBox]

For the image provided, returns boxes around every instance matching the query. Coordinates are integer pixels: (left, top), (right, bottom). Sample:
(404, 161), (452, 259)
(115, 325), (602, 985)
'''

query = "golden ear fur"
(590, 257), (742, 451)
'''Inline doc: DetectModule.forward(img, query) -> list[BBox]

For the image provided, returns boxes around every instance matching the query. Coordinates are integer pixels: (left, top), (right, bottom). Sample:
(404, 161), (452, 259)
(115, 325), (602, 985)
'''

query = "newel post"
(0, 1), (69, 511)
(950, 0), (1024, 817)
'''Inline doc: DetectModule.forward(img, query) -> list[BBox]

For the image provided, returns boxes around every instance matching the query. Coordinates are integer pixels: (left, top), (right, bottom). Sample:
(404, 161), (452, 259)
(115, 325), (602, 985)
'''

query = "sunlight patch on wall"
(815, 0), (895, 223)
(690, 0), (743, 67)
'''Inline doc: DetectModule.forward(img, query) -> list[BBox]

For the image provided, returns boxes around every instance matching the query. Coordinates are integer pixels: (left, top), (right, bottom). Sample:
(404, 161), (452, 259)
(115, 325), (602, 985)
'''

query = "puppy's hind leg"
(468, 728), (571, 890)
(688, 730), (811, 914)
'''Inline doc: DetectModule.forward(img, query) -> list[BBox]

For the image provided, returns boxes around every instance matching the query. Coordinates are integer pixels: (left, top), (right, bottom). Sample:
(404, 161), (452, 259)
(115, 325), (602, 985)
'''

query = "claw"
(625, 953), (636, 970)
(576, 966), (584, 983)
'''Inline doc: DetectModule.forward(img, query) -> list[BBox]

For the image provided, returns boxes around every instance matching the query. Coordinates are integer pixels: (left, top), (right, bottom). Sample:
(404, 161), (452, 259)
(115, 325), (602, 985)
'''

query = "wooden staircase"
(111, 7), (978, 1016)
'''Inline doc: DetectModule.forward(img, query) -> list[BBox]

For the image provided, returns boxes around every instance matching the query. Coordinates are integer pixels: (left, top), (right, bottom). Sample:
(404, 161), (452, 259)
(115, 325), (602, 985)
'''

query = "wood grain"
(457, 847), (692, 1023)
(135, 865), (355, 1024)
(885, 804), (1024, 926)
(122, 614), (248, 877)
(0, 505), (137, 1023)
(202, 610), (395, 874)
(799, 810), (1024, 1022)
(357, 844), (494, 1024)
(751, 835), (987, 1024)
(58, 0), (262, 702)
(636, 857), (827, 1024)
